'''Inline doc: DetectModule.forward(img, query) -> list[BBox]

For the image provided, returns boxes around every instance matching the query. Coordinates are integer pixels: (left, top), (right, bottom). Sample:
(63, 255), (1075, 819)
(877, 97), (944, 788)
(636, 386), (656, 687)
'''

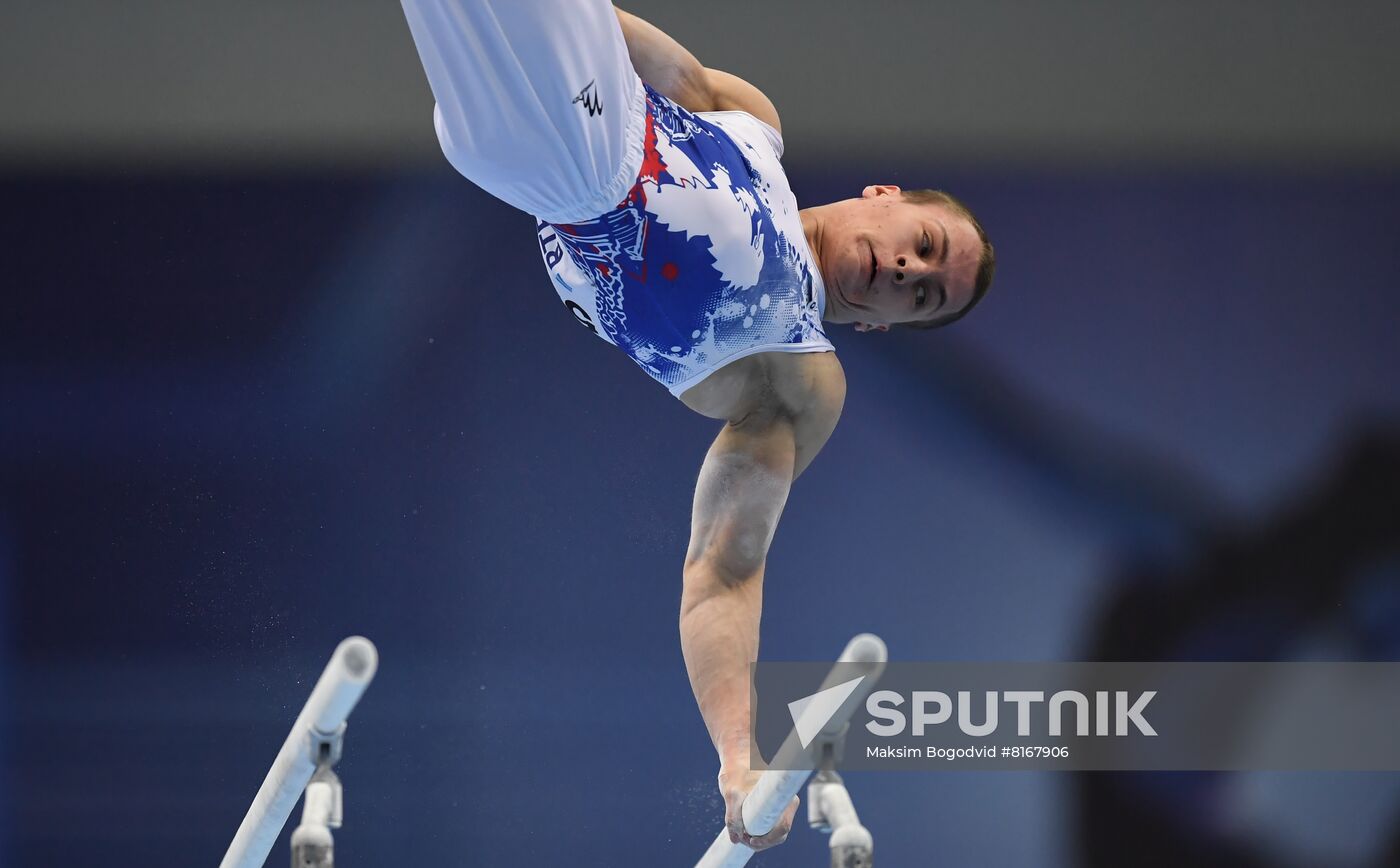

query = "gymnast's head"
(806, 186), (996, 332)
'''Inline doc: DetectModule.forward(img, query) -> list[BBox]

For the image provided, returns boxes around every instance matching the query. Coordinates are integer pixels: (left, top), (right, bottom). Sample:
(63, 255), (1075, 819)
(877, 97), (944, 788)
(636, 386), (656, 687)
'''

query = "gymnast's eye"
(921, 232), (931, 258)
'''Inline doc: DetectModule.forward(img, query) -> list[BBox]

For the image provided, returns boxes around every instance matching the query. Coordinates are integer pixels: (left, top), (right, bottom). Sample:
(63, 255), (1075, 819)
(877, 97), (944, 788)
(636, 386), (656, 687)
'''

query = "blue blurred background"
(3, 2), (1400, 866)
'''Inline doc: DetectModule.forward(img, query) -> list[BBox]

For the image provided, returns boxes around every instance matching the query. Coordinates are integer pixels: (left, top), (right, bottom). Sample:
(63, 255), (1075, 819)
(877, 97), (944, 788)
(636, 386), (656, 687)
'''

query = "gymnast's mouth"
(868, 244), (877, 292)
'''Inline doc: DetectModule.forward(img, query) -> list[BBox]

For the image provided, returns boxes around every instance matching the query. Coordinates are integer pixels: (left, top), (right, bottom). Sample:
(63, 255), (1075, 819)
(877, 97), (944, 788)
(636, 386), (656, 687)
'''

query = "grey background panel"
(3, 0), (1398, 166)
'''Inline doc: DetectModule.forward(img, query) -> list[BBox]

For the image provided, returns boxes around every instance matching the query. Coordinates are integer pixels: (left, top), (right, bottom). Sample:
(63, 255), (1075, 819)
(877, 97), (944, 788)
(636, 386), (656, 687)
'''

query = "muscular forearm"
(680, 422), (794, 769)
(680, 567), (764, 768)
(614, 6), (711, 107)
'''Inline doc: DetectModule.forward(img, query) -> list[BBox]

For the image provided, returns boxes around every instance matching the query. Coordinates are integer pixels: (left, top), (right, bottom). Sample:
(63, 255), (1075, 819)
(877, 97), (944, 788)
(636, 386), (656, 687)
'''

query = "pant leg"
(399, 0), (646, 223)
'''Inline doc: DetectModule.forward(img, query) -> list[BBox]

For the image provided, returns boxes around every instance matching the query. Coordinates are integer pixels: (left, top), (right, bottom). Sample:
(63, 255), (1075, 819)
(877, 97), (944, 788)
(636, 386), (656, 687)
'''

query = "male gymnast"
(398, 0), (996, 851)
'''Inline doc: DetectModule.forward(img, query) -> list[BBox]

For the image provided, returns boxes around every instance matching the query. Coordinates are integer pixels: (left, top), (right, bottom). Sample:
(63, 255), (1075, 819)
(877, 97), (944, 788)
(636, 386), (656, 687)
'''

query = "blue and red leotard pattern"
(536, 83), (833, 397)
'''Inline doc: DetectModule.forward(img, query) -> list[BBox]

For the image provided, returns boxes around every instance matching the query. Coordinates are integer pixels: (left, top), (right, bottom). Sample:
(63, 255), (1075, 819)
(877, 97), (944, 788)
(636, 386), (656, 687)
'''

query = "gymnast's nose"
(892, 255), (929, 284)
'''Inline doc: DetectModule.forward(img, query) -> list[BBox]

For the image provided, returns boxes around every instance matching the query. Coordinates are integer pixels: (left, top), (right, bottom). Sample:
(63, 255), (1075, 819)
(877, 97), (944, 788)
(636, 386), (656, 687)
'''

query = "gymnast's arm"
(614, 6), (782, 133)
(679, 355), (845, 848)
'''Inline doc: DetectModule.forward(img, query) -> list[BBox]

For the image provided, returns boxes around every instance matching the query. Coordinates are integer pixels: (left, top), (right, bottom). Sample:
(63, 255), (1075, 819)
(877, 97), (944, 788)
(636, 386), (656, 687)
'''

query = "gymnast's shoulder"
(679, 351), (844, 424)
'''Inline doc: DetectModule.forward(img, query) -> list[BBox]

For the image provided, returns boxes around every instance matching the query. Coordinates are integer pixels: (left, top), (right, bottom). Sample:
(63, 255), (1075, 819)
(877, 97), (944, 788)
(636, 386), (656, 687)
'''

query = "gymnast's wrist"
(718, 734), (755, 772)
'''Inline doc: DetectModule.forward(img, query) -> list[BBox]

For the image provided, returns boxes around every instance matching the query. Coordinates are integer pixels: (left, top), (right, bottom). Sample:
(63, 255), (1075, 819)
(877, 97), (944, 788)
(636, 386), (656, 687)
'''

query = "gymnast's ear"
(853, 322), (889, 333)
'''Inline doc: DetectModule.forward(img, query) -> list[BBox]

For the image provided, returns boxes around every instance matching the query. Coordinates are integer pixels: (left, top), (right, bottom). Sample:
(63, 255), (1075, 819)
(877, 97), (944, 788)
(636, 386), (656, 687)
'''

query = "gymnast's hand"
(718, 764), (799, 851)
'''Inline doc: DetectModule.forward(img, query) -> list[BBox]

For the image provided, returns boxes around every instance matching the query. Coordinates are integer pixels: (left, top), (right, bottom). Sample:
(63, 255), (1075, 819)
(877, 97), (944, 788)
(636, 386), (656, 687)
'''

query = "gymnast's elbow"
(682, 543), (768, 600)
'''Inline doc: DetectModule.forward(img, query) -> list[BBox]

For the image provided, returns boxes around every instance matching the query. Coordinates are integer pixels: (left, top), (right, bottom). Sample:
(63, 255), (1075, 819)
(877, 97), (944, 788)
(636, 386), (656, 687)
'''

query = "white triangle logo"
(788, 675), (866, 749)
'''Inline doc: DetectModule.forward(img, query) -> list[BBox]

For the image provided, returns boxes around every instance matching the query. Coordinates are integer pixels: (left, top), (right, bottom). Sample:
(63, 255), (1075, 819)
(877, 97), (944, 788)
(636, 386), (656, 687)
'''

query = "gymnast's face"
(812, 185), (983, 331)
